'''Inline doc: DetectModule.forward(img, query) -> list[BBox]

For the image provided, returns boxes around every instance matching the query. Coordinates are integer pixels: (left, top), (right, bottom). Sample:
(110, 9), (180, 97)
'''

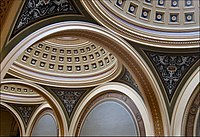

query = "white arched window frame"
(28, 104), (58, 136)
(171, 67), (200, 136)
(70, 82), (154, 136)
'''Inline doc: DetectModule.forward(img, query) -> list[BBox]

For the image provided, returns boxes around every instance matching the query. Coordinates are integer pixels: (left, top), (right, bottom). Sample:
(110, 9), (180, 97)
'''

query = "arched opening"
(31, 111), (57, 136)
(0, 105), (20, 136)
(80, 100), (138, 136)
(72, 82), (150, 136)
(0, 79), (67, 136)
(1, 21), (168, 136)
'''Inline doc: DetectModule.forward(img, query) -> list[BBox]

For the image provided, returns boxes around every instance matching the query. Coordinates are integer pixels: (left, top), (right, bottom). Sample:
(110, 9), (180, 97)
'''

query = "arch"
(0, 79), (44, 104)
(171, 67), (200, 136)
(70, 82), (153, 136)
(0, 102), (25, 136)
(183, 86), (200, 136)
(0, 79), (67, 136)
(1, 21), (168, 135)
(194, 109), (200, 136)
(26, 103), (52, 136)
(27, 104), (58, 136)
(80, 100), (139, 136)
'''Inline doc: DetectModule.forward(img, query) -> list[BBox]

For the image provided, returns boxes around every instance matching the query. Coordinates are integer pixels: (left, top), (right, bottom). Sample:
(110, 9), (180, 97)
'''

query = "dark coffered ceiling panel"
(10, 0), (80, 39)
(145, 51), (199, 101)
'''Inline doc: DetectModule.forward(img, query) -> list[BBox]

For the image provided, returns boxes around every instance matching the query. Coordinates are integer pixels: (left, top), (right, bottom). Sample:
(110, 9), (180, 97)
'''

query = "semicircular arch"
(0, 79), (68, 136)
(0, 102), (25, 136)
(70, 82), (153, 136)
(1, 21), (168, 136)
(171, 67), (200, 136)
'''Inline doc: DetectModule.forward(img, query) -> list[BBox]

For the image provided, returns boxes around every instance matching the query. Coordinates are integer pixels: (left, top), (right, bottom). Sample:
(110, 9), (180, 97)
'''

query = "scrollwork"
(52, 89), (86, 117)
(146, 51), (199, 101)
(11, 0), (79, 37)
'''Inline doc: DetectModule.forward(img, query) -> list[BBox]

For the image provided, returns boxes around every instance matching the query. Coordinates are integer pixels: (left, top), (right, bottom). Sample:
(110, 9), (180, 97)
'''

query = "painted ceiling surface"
(1, 0), (200, 117)
(10, 0), (80, 38)
(145, 51), (199, 101)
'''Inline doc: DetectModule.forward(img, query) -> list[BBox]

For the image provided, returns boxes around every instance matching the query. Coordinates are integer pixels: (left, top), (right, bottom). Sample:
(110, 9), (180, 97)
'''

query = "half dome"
(9, 37), (122, 87)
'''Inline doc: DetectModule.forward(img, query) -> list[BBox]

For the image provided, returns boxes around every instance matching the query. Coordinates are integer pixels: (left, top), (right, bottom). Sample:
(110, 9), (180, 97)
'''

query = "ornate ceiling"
(1, 0), (199, 114)
(0, 0), (200, 136)
(81, 0), (199, 47)
(10, 0), (80, 38)
(9, 36), (122, 87)
(102, 0), (199, 30)
(145, 51), (199, 101)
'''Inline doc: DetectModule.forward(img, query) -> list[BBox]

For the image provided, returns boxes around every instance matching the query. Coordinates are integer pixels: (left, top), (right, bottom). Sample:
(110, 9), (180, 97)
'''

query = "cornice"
(0, 79), (45, 104)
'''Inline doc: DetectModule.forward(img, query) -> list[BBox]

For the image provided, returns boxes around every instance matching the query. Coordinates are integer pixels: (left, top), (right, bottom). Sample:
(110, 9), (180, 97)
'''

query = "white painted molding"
(70, 82), (154, 136)
(171, 67), (200, 136)
(0, 21), (168, 135)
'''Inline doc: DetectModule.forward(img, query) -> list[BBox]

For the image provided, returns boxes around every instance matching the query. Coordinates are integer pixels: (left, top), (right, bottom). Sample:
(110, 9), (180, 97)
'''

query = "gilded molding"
(0, 79), (68, 135)
(42, 29), (164, 135)
(184, 87), (200, 136)
(8, 103), (40, 130)
(171, 67), (199, 136)
(0, 102), (26, 136)
(1, 22), (166, 135)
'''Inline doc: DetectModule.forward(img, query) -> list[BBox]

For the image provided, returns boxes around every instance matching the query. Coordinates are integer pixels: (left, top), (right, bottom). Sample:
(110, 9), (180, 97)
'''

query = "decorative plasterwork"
(0, 79), (45, 104)
(119, 69), (139, 90)
(9, 39), (122, 87)
(145, 51), (199, 101)
(81, 0), (200, 47)
(11, 0), (80, 38)
(8, 103), (40, 130)
(76, 92), (146, 136)
(184, 89), (200, 136)
(50, 88), (88, 118)
(102, 0), (199, 30)
(115, 68), (141, 96)
(1, 22), (165, 135)
(1, 83), (37, 95)
(15, 40), (117, 74)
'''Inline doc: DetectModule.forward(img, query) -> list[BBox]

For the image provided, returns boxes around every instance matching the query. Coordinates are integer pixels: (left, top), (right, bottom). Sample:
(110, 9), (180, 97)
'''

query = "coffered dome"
(9, 37), (122, 87)
(102, 0), (199, 31)
(81, 0), (199, 47)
